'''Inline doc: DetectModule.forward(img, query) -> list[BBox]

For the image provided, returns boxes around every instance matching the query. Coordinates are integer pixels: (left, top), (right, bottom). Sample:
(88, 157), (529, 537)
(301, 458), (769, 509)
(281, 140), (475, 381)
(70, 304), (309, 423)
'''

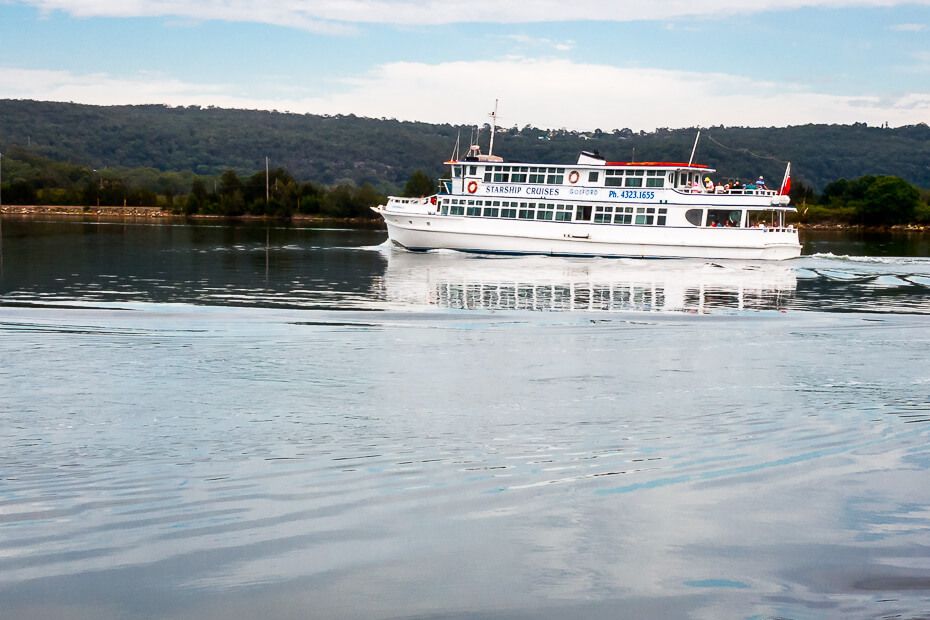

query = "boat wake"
(808, 252), (930, 266)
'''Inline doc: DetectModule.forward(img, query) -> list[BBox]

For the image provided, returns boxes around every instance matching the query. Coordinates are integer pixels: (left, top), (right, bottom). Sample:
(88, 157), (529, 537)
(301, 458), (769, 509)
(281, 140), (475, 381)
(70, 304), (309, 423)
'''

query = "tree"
(788, 180), (816, 206)
(185, 178), (208, 214)
(4, 179), (38, 204)
(403, 170), (435, 197)
(217, 170), (245, 215)
(858, 176), (919, 225)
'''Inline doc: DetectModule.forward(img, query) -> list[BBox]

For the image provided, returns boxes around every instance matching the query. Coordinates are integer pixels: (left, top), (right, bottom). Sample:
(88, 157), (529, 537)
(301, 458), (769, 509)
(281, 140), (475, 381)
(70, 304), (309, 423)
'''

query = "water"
(2, 219), (930, 620)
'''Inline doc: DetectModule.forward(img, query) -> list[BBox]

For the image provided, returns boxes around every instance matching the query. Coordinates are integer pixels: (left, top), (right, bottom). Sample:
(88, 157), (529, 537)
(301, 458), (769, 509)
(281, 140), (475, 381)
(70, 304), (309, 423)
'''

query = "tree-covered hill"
(1, 99), (929, 192)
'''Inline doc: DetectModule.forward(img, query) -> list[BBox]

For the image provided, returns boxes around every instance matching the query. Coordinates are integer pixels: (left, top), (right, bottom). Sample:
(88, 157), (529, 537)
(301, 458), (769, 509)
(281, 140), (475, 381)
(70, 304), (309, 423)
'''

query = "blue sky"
(1, 1), (928, 130)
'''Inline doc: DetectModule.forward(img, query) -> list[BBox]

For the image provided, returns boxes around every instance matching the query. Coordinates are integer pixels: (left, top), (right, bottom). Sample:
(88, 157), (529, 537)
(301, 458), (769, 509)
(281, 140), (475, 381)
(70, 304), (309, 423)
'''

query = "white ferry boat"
(374, 129), (801, 261)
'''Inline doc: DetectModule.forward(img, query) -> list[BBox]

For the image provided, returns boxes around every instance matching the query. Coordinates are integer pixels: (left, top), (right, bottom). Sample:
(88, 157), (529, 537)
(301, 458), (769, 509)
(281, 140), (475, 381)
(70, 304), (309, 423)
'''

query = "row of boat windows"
(479, 166), (568, 185)
(604, 169), (666, 188)
(454, 165), (703, 189)
(441, 198), (668, 225)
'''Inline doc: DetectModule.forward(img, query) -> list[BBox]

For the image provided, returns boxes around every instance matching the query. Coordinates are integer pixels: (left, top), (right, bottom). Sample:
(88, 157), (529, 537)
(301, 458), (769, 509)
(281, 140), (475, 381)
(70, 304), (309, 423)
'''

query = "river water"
(1, 219), (929, 620)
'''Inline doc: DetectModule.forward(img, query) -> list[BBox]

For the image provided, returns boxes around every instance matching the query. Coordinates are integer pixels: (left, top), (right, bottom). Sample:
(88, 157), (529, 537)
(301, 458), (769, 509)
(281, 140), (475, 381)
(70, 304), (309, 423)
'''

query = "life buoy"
(467, 181), (478, 194)
(568, 170), (580, 184)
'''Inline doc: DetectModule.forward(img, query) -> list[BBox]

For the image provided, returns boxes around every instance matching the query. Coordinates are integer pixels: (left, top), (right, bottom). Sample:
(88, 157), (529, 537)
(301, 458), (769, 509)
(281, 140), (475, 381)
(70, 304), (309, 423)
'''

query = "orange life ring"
(467, 180), (478, 194)
(568, 170), (580, 184)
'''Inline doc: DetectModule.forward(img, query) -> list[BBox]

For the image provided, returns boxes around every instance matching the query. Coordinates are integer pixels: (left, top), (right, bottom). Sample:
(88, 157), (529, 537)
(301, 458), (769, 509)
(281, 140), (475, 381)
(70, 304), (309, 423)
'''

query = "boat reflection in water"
(382, 250), (797, 313)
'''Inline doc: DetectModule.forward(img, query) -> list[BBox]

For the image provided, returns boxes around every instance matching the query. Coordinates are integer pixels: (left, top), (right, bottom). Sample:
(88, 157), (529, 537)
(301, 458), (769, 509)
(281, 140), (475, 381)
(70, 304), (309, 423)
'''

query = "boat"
(373, 113), (802, 261)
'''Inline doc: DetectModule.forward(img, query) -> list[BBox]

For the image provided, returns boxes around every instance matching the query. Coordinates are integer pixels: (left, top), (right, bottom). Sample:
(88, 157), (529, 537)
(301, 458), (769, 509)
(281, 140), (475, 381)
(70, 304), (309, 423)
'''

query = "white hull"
(379, 210), (801, 261)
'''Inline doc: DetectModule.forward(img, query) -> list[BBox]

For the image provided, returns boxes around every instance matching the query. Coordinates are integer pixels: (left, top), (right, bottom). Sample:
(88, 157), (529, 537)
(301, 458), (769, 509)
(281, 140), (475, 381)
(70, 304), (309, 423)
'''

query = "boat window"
(529, 167), (545, 184)
(452, 166), (461, 178)
(588, 171), (599, 183)
(706, 209), (742, 227)
(466, 206), (481, 217)
(555, 204), (573, 221)
(546, 171), (564, 184)
(624, 175), (644, 188)
(605, 170), (623, 187)
(635, 207), (655, 225)
(614, 206), (633, 225)
(468, 165), (478, 176)
(678, 172), (687, 187)
(685, 209), (703, 226)
(484, 170), (492, 182)
(536, 205), (554, 220)
(501, 208), (517, 218)
(518, 208), (535, 219)
(483, 207), (500, 217)
(511, 171), (527, 183)
(441, 205), (449, 215)
(646, 170), (665, 188)
(657, 207), (667, 226)
(594, 205), (614, 223)
(575, 205), (592, 221)
(450, 205), (465, 215)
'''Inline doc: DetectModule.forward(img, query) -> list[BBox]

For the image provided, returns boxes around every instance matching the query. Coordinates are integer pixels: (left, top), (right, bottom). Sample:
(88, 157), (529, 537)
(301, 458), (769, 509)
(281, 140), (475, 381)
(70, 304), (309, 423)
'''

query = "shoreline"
(2, 204), (929, 232)
(0, 204), (385, 228)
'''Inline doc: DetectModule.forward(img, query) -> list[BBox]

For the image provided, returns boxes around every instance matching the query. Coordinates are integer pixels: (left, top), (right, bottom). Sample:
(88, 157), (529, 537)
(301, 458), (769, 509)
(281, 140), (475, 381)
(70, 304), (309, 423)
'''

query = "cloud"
(0, 66), (230, 104)
(502, 34), (575, 52)
(16, 0), (930, 30)
(2, 59), (928, 131)
(890, 22), (927, 31)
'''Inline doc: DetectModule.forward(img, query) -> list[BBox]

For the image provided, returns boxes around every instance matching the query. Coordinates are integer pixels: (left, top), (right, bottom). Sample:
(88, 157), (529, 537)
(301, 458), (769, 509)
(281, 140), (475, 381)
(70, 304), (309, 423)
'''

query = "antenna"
(488, 99), (499, 157)
(688, 129), (701, 167)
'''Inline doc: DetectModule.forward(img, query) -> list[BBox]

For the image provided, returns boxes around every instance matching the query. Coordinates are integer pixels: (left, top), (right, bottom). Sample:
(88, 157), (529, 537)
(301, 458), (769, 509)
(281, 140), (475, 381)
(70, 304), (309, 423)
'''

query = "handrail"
(387, 196), (431, 205)
(674, 187), (779, 196)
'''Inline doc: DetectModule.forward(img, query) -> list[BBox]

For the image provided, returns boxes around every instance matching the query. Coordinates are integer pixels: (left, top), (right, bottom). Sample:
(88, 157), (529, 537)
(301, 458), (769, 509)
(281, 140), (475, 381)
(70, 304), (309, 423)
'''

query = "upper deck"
(443, 151), (787, 205)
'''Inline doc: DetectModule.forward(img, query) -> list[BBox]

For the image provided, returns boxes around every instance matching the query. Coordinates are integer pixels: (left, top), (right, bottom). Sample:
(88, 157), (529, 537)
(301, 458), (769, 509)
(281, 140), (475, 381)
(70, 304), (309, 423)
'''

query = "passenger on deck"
(704, 176), (714, 192)
(756, 176), (766, 189)
(731, 179), (743, 191)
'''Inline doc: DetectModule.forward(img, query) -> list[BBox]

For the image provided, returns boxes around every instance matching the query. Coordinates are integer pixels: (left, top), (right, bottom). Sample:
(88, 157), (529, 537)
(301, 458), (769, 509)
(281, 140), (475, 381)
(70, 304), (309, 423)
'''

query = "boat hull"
(380, 210), (802, 261)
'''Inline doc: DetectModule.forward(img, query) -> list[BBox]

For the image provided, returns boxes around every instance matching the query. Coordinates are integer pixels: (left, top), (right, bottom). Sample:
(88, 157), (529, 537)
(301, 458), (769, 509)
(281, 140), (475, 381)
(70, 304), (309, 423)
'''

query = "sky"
(0, 0), (928, 131)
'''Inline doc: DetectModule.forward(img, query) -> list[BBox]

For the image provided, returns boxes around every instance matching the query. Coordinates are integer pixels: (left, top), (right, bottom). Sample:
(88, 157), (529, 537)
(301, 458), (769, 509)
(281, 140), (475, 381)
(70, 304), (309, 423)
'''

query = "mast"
(451, 129), (461, 161)
(488, 99), (499, 157)
(688, 130), (701, 167)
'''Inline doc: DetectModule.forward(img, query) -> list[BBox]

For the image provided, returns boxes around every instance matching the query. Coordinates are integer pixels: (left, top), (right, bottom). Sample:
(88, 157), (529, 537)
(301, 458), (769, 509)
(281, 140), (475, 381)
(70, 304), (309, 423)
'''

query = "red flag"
(779, 163), (792, 196)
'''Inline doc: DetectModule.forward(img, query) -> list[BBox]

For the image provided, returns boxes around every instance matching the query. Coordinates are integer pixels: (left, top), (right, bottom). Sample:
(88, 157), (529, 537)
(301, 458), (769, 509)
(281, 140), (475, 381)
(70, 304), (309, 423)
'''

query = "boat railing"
(388, 196), (431, 205)
(675, 187), (780, 196)
(707, 225), (796, 233)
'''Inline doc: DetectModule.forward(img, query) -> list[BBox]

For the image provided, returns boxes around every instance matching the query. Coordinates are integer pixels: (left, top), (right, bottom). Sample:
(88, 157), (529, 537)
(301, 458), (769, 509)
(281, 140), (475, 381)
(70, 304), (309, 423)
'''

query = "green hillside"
(1, 99), (930, 192)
